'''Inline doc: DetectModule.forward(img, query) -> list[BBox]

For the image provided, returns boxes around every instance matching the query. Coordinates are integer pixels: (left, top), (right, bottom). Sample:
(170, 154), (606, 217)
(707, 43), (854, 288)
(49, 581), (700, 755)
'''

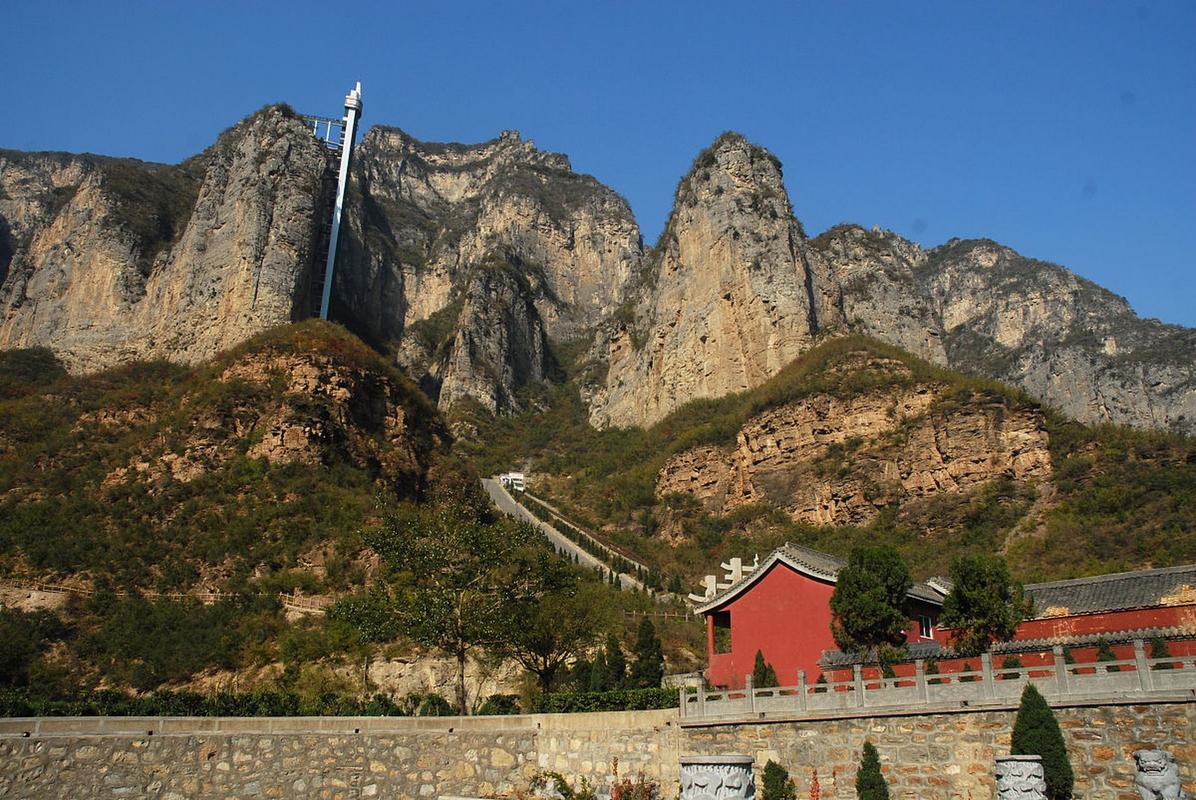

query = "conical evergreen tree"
(587, 652), (610, 692)
(1010, 683), (1073, 799)
(761, 760), (796, 800)
(629, 619), (665, 688)
(604, 633), (627, 689)
(752, 649), (779, 688)
(855, 741), (889, 800)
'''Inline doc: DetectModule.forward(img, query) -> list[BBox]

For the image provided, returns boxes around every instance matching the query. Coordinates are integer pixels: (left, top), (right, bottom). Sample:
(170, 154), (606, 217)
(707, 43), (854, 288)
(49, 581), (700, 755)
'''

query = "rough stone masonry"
(1, 700), (1192, 799)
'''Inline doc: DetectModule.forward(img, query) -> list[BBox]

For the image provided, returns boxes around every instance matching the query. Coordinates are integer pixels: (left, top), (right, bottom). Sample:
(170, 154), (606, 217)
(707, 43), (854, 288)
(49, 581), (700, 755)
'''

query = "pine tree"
(855, 741), (889, 800)
(752, 649), (778, 688)
(761, 760), (796, 800)
(629, 619), (665, 689)
(1011, 683), (1074, 799)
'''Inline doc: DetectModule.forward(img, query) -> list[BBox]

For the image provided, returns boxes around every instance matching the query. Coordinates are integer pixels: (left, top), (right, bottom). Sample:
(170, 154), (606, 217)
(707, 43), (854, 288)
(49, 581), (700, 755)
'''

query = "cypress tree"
(629, 619), (665, 689)
(1010, 683), (1073, 799)
(587, 652), (610, 692)
(604, 633), (627, 689)
(761, 760), (796, 800)
(1095, 638), (1118, 672)
(752, 649), (778, 688)
(855, 741), (889, 800)
(1149, 637), (1173, 670)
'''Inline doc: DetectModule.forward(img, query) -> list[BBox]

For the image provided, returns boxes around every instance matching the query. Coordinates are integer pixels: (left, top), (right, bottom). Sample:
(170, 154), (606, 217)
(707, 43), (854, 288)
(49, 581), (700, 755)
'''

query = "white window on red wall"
(919, 615), (934, 639)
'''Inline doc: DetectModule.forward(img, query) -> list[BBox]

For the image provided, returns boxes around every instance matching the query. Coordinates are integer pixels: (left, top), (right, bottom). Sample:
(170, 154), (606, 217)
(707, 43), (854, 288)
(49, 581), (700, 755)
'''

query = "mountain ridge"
(1, 108), (1193, 434)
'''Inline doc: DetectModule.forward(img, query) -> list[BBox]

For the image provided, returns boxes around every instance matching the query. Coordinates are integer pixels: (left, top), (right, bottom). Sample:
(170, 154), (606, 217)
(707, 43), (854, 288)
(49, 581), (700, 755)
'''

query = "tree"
(855, 741), (890, 800)
(587, 654), (610, 692)
(497, 573), (611, 694)
(761, 760), (796, 800)
(360, 493), (541, 714)
(1011, 683), (1074, 799)
(605, 633), (628, 689)
(938, 554), (1029, 656)
(628, 619), (665, 689)
(829, 545), (912, 665)
(1095, 638), (1118, 672)
(752, 649), (778, 688)
(1149, 637), (1173, 670)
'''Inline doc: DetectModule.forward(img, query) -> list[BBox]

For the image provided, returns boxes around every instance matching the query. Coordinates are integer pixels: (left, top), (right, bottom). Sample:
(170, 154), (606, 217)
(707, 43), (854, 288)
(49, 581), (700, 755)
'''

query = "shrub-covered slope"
(0, 320), (446, 592)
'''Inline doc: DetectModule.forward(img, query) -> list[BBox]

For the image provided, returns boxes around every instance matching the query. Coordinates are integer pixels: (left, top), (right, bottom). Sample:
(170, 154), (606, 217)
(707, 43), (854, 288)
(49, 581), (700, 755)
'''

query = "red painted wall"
(705, 562), (838, 689)
(703, 563), (944, 689)
(702, 558), (1196, 689)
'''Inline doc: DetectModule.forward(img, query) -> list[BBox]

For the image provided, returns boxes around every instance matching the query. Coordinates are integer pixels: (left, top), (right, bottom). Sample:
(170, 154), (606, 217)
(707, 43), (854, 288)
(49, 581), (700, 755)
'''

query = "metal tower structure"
(301, 82), (363, 320)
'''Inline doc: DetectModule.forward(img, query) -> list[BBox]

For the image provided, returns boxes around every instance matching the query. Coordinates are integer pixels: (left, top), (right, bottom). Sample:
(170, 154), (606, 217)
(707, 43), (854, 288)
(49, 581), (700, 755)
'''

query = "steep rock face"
(657, 361), (1051, 527)
(0, 106), (327, 370)
(811, 225), (946, 365)
(336, 128), (640, 338)
(432, 264), (551, 414)
(104, 345), (442, 494)
(810, 227), (1196, 434)
(588, 133), (841, 428)
(920, 238), (1196, 433)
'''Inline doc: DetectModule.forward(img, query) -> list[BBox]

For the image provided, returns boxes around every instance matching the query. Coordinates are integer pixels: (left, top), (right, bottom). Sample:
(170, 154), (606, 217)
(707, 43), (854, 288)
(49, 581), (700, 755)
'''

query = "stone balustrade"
(680, 640), (1196, 722)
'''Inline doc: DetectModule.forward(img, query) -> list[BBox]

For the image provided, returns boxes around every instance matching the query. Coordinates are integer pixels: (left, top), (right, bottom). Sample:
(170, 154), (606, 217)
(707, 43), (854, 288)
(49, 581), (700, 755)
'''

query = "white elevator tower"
(303, 82), (363, 321)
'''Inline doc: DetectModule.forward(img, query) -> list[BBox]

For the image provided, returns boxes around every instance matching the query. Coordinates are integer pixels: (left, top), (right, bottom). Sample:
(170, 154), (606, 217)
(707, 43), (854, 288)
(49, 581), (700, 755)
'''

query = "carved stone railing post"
(680, 755), (755, 800)
(698, 677), (707, 717)
(915, 659), (928, 701)
(1052, 646), (1069, 695)
(1133, 639), (1153, 691)
(679, 686), (688, 718)
(981, 652), (995, 698)
(995, 755), (1046, 800)
(797, 670), (808, 711)
(745, 674), (755, 714)
(853, 665), (864, 706)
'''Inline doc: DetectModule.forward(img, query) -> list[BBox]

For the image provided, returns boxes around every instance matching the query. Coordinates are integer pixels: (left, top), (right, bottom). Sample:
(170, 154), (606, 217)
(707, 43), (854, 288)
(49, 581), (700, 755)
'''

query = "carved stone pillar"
(995, 755), (1046, 800)
(679, 755), (755, 800)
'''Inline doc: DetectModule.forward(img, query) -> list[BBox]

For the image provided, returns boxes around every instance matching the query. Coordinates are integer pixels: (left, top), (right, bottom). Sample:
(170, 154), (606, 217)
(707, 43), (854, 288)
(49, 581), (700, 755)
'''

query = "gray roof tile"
(1025, 564), (1196, 617)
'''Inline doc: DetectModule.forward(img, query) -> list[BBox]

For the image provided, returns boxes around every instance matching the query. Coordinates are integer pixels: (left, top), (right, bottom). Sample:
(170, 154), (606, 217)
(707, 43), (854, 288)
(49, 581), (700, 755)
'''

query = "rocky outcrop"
(811, 228), (1196, 434)
(433, 262), (552, 414)
(656, 353), (1052, 526)
(105, 336), (444, 495)
(587, 133), (841, 428)
(334, 127), (639, 411)
(0, 106), (328, 370)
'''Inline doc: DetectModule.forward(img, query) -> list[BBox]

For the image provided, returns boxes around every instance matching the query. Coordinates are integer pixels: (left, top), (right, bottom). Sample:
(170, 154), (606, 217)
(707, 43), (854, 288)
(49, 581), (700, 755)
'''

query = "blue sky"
(3, 1), (1194, 325)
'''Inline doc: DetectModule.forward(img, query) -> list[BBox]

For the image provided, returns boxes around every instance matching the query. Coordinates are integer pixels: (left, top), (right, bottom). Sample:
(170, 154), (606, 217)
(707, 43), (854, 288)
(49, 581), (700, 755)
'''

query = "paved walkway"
(482, 478), (643, 590)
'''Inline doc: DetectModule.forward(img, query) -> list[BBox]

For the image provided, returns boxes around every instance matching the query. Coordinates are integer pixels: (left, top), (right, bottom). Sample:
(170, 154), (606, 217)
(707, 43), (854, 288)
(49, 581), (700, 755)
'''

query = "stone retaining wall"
(1, 700), (1192, 799)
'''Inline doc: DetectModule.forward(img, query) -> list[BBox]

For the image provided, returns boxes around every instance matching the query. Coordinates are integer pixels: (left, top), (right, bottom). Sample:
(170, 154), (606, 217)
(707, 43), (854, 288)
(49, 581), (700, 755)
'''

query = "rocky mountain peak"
(585, 132), (840, 429)
(0, 104), (327, 371)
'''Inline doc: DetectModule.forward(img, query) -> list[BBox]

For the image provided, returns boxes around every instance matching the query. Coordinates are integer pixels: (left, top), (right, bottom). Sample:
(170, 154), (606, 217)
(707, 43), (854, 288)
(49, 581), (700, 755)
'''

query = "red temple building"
(693, 544), (1196, 689)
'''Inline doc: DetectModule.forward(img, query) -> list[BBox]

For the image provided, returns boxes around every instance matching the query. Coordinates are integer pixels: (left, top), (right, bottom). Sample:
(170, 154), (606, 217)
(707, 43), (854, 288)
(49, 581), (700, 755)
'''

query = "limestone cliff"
(0, 106), (328, 370)
(421, 261), (552, 415)
(333, 127), (639, 411)
(811, 227), (1196, 434)
(586, 133), (841, 428)
(655, 350), (1052, 527)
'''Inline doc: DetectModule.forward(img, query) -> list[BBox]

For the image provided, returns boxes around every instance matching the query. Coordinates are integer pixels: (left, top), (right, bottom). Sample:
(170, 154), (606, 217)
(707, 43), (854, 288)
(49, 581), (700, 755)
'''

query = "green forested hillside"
(456, 336), (1196, 586)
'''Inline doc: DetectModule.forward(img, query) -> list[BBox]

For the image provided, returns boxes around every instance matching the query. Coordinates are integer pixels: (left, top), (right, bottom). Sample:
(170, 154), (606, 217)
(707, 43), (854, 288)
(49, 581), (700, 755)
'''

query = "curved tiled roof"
(1025, 564), (1196, 617)
(694, 542), (946, 615)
